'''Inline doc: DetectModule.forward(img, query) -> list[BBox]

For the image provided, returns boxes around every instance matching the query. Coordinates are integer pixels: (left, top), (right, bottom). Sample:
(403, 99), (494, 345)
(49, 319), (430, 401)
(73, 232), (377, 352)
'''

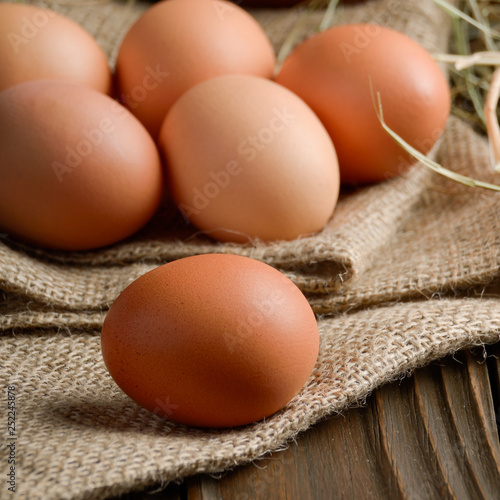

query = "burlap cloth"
(2, 0), (500, 498)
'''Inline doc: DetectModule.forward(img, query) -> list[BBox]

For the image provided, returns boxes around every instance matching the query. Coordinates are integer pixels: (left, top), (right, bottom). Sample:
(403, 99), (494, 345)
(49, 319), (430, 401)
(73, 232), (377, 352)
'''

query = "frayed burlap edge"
(2, 297), (499, 499)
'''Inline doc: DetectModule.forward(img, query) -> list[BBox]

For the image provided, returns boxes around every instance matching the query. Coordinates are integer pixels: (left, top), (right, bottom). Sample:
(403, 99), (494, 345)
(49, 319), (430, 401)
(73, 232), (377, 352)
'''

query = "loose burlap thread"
(1, 0), (500, 499)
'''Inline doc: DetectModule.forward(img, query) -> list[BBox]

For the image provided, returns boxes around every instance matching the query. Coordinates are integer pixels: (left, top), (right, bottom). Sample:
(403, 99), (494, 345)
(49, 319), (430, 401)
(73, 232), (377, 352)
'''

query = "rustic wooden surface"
(118, 342), (500, 499)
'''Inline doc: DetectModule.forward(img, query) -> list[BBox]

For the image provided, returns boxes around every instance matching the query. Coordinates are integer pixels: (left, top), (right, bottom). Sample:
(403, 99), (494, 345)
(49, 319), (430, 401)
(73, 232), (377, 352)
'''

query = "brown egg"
(115, 0), (276, 138)
(0, 2), (111, 94)
(159, 74), (340, 243)
(275, 24), (451, 183)
(101, 254), (319, 428)
(0, 80), (163, 251)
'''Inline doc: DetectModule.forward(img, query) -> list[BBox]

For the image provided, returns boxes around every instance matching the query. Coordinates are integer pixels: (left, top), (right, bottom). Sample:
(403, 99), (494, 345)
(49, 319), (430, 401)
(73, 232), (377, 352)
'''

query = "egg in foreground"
(101, 254), (319, 428)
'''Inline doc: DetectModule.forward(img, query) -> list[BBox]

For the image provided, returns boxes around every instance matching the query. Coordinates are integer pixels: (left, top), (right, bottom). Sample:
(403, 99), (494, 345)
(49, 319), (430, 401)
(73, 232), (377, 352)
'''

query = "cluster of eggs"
(0, 0), (449, 251)
(0, 0), (450, 428)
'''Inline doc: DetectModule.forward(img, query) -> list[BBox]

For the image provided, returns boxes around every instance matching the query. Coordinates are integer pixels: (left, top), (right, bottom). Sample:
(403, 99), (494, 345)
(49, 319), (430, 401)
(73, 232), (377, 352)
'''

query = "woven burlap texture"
(2, 0), (500, 499)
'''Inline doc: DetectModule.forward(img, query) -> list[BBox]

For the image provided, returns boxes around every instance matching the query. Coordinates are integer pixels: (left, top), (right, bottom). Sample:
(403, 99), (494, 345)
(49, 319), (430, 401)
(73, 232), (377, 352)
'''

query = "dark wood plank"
(438, 349), (500, 497)
(119, 344), (500, 499)
(487, 344), (500, 436)
(373, 376), (453, 499)
(375, 347), (500, 500)
(185, 404), (401, 500)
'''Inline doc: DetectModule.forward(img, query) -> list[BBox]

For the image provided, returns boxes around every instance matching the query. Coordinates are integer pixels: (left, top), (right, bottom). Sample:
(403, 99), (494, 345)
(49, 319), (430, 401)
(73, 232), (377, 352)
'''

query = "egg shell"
(159, 74), (340, 243)
(0, 80), (163, 251)
(275, 24), (451, 183)
(115, 0), (276, 138)
(101, 254), (319, 428)
(0, 2), (111, 94)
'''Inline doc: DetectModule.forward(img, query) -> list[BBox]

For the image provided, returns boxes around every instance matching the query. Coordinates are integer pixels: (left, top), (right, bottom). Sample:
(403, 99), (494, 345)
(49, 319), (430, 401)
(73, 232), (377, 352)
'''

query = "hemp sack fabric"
(1, 0), (500, 499)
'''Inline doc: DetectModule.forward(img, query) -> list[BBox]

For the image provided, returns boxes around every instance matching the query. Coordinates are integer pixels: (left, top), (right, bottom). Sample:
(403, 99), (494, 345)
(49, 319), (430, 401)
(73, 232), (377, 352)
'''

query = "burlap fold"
(3, 0), (500, 499)
(0, 165), (430, 308)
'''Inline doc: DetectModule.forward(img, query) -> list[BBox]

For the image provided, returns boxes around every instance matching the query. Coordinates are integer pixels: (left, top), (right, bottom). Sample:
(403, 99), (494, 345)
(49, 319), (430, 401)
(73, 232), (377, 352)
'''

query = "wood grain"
(123, 343), (500, 500)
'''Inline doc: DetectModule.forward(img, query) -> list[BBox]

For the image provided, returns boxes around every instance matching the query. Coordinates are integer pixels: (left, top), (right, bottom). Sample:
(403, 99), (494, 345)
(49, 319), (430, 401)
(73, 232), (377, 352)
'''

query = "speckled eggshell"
(101, 254), (320, 428)
(0, 2), (111, 94)
(275, 24), (451, 183)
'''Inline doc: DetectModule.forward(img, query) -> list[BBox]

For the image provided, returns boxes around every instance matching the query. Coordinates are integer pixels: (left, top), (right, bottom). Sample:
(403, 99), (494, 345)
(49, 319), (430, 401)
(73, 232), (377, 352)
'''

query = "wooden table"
(118, 342), (500, 499)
